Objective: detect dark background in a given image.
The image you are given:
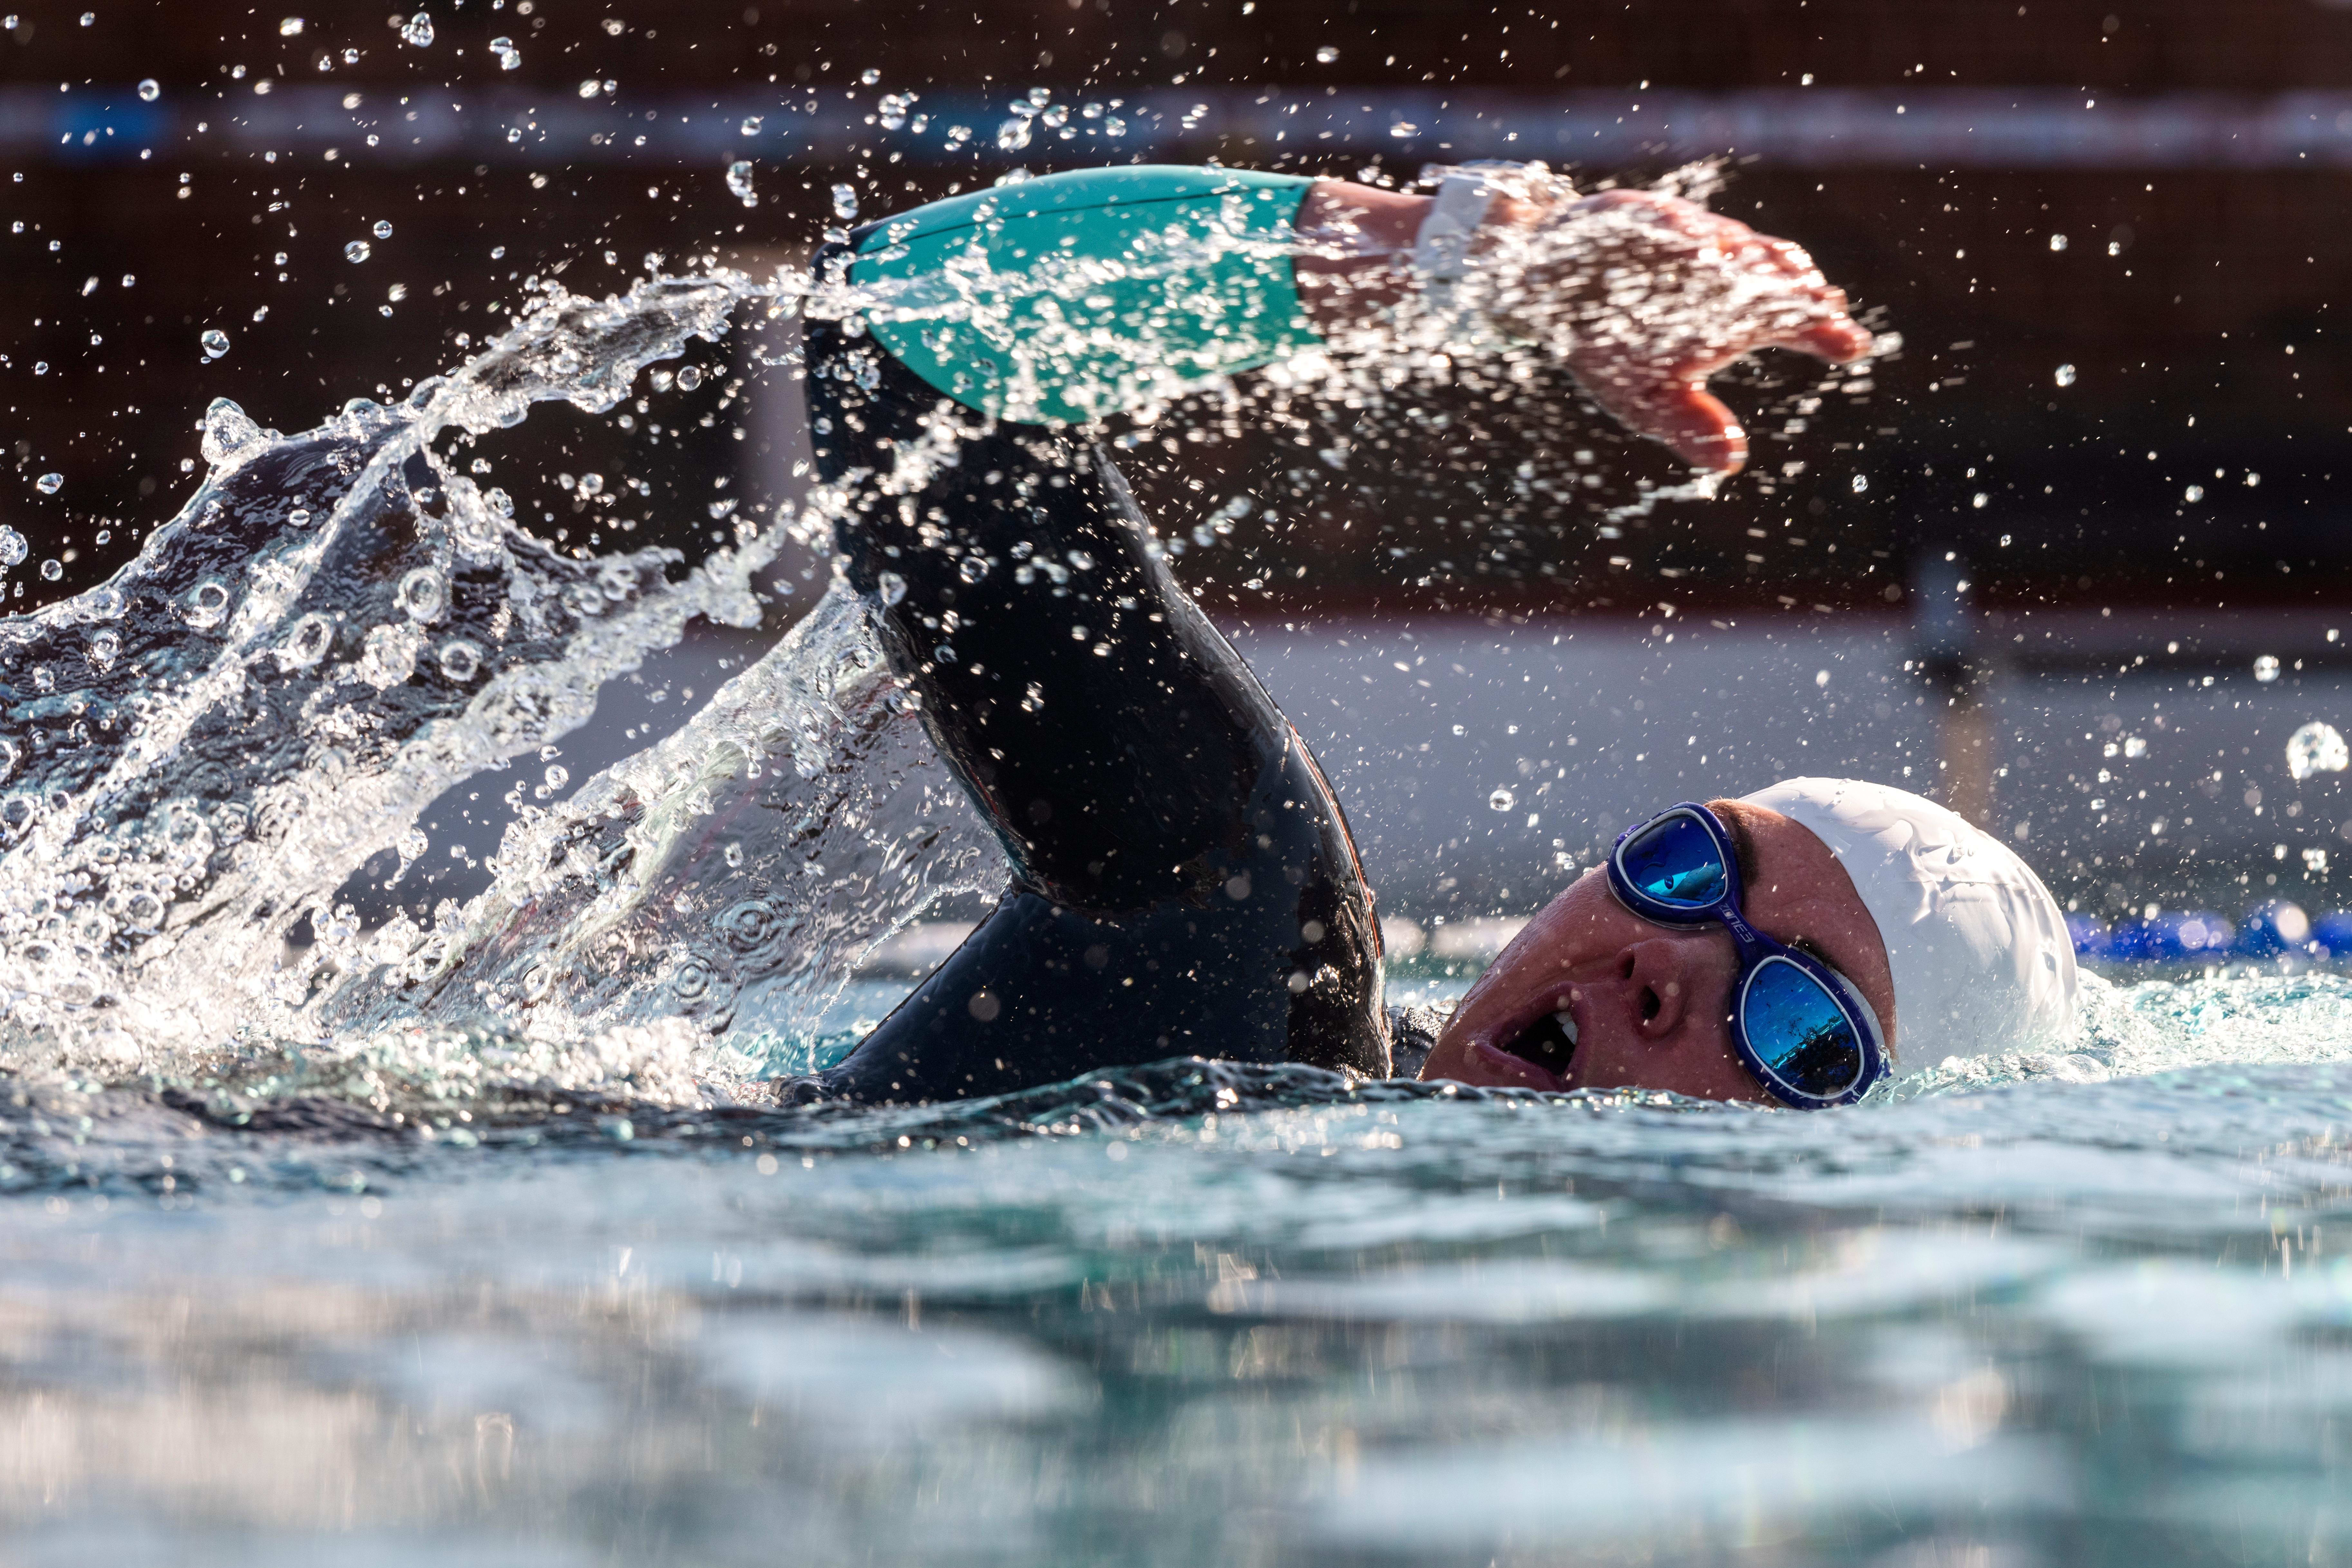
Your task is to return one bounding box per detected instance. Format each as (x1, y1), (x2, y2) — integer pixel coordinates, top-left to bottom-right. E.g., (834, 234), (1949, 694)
(2, 0), (2349, 618)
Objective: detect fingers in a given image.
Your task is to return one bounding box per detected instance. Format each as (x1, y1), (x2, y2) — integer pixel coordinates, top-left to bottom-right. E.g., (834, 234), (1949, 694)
(1583, 371), (1750, 475)
(1766, 310), (1876, 366)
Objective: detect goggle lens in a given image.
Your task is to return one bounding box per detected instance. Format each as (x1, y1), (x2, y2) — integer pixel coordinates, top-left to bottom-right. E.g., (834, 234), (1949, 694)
(1742, 957), (1867, 1100)
(1617, 811), (1730, 910)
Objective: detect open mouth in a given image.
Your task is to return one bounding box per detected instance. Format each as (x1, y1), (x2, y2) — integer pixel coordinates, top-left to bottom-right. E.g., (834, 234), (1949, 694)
(1498, 1005), (1579, 1080)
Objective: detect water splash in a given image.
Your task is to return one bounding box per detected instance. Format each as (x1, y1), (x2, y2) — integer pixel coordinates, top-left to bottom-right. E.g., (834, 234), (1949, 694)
(0, 176), (1902, 1114)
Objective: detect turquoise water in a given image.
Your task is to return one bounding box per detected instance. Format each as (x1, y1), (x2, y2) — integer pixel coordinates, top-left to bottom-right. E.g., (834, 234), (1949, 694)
(4, 970), (2352, 1564)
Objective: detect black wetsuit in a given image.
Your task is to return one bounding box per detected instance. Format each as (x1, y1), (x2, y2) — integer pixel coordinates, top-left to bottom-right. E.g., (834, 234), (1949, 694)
(803, 315), (1394, 1102)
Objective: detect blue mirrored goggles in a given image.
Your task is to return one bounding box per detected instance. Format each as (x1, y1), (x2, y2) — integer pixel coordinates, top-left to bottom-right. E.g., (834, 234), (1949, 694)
(1606, 803), (1889, 1109)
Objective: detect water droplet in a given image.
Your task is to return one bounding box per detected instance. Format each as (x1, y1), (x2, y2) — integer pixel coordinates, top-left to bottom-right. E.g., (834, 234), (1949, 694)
(2049, 233), (2068, 252)
(2288, 720), (2349, 781)
(543, 764), (569, 792)
(1972, 492), (1989, 508)
(279, 15), (303, 35)
(2054, 363), (2077, 387)
(399, 10), (433, 46)
(77, 10), (91, 23)
(136, 78), (159, 101)
(675, 365), (702, 392)
(877, 570), (907, 606)
(38, 560), (60, 582)
(436, 638), (482, 681)
(739, 115), (762, 136)
(199, 328), (229, 359)
(1389, 121), (1419, 139)
(2255, 654), (2282, 683)
(184, 578), (231, 628)
(398, 566), (446, 622)
(831, 183), (859, 220)
(287, 508), (311, 527)
(87, 629), (118, 671)
(2185, 483), (2205, 502)
(725, 160), (756, 206)
(34, 472), (61, 494)
(945, 124), (972, 145)
(1488, 788), (1515, 812)
(859, 67), (881, 85)
(345, 240), (371, 263)
(958, 555), (989, 584)
(0, 527), (26, 566)
(488, 34), (519, 68)
(877, 93), (912, 129)
(1315, 44), (1339, 62)
(278, 612), (333, 669)
(372, 219), (392, 240)
(996, 118), (1033, 151)
(396, 827), (428, 862)
(1850, 474), (1869, 494)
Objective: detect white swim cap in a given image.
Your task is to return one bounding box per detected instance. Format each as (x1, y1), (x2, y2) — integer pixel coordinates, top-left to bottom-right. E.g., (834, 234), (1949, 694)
(1740, 777), (2077, 1072)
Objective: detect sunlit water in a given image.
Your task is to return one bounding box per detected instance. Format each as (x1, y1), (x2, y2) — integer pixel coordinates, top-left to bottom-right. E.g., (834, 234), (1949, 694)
(2, 224), (2348, 1564)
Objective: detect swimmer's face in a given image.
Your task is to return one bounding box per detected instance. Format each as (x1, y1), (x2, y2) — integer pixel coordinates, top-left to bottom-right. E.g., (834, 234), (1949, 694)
(1418, 800), (1897, 1102)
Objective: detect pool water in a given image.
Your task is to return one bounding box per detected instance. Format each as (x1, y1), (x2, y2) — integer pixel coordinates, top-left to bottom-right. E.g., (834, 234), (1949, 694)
(3, 969), (2352, 1566)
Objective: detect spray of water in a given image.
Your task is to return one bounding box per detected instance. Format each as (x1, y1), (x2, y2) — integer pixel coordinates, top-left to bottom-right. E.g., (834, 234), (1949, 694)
(0, 172), (1884, 1115)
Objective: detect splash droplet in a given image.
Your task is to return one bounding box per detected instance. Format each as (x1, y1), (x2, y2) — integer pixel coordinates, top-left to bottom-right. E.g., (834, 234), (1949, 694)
(199, 328), (229, 360)
(2255, 655), (2282, 683)
(2049, 233), (2068, 252)
(0, 527), (26, 566)
(279, 15), (303, 35)
(345, 240), (371, 263)
(1488, 788), (1515, 812)
(1315, 44), (1339, 62)
(372, 219), (392, 240)
(488, 35), (518, 69)
(674, 365), (702, 392)
(437, 639), (482, 682)
(398, 566), (447, 622)
(136, 78), (159, 101)
(38, 559), (61, 582)
(830, 183), (859, 220)
(184, 578), (231, 628)
(739, 115), (762, 136)
(2054, 363), (2077, 387)
(725, 160), (756, 207)
(996, 118), (1032, 152)
(2289, 721), (2349, 781)
(35, 472), (62, 495)
(399, 10), (433, 46)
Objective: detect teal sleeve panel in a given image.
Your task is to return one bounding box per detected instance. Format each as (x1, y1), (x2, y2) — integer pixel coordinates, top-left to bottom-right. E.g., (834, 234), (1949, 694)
(849, 166), (1318, 428)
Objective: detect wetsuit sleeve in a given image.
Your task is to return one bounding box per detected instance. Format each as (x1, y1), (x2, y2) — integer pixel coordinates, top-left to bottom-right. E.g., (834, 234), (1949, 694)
(848, 166), (1318, 427)
(800, 167), (1390, 1102)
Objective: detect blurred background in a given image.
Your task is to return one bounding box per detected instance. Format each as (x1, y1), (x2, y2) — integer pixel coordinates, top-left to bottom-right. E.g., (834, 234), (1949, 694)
(6, 0), (2352, 944)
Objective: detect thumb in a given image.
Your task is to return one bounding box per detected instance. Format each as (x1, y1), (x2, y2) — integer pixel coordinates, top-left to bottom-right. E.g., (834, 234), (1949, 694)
(1584, 372), (1749, 474)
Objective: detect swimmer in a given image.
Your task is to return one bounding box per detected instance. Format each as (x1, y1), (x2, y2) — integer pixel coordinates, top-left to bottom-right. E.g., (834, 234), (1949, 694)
(797, 164), (2077, 1107)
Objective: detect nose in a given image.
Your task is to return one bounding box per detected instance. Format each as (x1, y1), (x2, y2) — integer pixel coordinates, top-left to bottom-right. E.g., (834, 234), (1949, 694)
(1615, 935), (1720, 1041)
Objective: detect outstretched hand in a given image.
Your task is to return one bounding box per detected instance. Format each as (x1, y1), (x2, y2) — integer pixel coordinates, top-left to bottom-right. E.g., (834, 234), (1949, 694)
(1482, 188), (1875, 473)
